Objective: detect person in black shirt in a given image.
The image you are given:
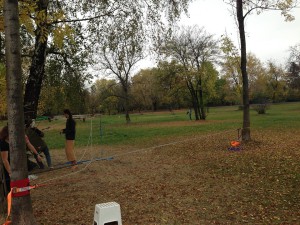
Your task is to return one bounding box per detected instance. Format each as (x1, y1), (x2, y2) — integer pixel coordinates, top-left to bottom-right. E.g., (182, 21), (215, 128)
(0, 125), (42, 194)
(61, 109), (77, 166)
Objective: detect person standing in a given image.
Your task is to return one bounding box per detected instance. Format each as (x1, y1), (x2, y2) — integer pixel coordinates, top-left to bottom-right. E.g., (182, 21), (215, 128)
(61, 109), (77, 166)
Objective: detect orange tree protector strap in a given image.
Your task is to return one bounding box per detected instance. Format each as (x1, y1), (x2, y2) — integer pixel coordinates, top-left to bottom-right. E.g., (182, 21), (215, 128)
(10, 178), (30, 197)
(3, 191), (12, 225)
(3, 181), (45, 225)
(3, 184), (45, 225)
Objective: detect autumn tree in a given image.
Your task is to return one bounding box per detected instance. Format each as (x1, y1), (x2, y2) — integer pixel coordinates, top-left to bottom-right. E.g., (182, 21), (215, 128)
(95, 13), (145, 123)
(3, 0), (36, 223)
(162, 25), (219, 120)
(225, 0), (298, 141)
(0, 0), (110, 119)
(89, 79), (120, 115)
(22, 0), (94, 119)
(265, 61), (287, 102)
(156, 61), (188, 110)
(247, 53), (268, 103)
(220, 35), (242, 104)
(131, 64), (187, 112)
(88, 84), (100, 115)
(23, 0), (56, 120)
(37, 51), (91, 116)
(285, 43), (300, 100)
(37, 58), (65, 116)
(1, 0), (194, 121)
(211, 77), (234, 105)
(131, 69), (163, 111)
(76, 0), (193, 122)
(287, 43), (300, 92)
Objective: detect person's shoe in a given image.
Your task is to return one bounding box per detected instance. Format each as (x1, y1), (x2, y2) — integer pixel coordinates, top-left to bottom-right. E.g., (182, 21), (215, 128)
(28, 174), (38, 181)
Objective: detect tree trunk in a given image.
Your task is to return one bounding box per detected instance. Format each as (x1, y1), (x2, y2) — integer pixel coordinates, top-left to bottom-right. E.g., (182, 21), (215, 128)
(198, 88), (206, 120)
(236, 0), (251, 141)
(192, 101), (199, 120)
(124, 100), (130, 123)
(23, 0), (48, 120)
(123, 86), (131, 123)
(4, 0), (37, 223)
(186, 80), (200, 120)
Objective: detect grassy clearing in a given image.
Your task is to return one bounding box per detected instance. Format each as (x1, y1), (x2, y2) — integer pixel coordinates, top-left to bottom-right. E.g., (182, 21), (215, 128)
(36, 102), (300, 149)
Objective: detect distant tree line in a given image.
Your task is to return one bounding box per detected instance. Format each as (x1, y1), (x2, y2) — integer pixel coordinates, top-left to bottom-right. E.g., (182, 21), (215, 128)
(0, 40), (299, 120)
(0, 0), (299, 123)
(86, 43), (300, 118)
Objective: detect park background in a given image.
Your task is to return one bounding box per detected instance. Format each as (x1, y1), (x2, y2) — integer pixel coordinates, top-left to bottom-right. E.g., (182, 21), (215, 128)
(1, 0), (300, 224)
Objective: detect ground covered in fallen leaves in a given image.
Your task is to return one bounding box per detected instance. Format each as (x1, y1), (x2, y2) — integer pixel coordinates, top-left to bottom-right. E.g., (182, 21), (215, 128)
(3, 126), (300, 224)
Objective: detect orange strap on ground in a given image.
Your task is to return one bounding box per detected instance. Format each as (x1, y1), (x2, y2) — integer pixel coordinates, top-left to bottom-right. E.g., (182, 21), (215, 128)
(230, 141), (240, 147)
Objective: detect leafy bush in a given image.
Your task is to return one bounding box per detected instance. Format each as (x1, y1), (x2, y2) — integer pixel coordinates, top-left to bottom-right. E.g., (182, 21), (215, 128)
(252, 104), (269, 114)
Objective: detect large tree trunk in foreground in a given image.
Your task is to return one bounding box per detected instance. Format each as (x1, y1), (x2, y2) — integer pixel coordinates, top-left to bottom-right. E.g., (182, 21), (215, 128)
(236, 0), (251, 141)
(4, 0), (37, 223)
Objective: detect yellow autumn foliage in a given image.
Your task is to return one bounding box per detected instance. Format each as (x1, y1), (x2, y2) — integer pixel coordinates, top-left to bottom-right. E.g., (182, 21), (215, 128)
(0, 0), (74, 48)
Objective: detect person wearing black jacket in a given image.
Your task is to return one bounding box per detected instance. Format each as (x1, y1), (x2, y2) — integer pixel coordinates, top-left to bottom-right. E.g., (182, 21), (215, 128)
(25, 120), (53, 168)
(61, 109), (77, 166)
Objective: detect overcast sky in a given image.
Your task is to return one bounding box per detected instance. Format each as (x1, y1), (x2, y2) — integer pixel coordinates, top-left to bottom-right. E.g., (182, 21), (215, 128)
(137, 0), (300, 70)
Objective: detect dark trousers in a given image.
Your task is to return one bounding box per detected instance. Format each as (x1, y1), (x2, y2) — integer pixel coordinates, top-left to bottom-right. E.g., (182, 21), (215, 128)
(28, 157), (40, 170)
(39, 146), (52, 167)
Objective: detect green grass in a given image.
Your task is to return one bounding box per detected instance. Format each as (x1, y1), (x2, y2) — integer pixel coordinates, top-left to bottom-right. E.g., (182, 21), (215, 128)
(39, 102), (300, 149)
(1, 102), (299, 149)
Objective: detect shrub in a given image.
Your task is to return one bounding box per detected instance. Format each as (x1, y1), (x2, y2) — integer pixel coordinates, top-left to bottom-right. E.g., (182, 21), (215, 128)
(252, 104), (269, 114)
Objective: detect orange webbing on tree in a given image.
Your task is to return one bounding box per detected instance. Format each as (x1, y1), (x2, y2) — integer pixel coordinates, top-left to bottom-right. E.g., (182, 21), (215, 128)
(3, 191), (11, 225)
(2, 178), (44, 225)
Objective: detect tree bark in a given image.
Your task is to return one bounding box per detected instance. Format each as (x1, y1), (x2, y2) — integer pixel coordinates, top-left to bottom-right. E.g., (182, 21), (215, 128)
(198, 88), (206, 120)
(23, 0), (49, 120)
(236, 0), (251, 141)
(197, 78), (206, 120)
(122, 83), (131, 123)
(124, 96), (131, 123)
(4, 0), (37, 223)
(186, 80), (200, 120)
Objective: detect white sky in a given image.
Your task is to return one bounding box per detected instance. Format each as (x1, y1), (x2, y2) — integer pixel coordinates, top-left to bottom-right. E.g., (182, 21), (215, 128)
(136, 0), (300, 70)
